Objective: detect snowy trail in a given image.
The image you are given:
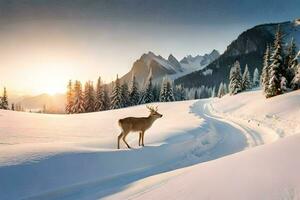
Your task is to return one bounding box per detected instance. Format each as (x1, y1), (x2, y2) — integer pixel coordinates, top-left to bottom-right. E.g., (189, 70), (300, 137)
(35, 100), (269, 200)
(105, 101), (278, 200)
(0, 99), (276, 200)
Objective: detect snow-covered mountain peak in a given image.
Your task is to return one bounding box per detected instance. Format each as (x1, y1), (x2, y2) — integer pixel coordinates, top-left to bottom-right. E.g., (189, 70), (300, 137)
(180, 49), (220, 72)
(119, 50), (219, 88)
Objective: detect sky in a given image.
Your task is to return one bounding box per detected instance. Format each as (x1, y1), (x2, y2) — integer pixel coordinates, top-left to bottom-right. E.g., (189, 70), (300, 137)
(0, 0), (299, 96)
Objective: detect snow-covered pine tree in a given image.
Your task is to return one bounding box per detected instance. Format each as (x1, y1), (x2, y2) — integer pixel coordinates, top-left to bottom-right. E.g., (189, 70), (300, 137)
(152, 84), (160, 102)
(175, 84), (186, 101)
(267, 26), (284, 98)
(129, 76), (140, 106)
(165, 81), (175, 101)
(285, 38), (297, 86)
(1, 87), (9, 110)
(159, 78), (167, 101)
(72, 80), (85, 113)
(242, 64), (251, 90)
(83, 81), (95, 112)
(194, 90), (199, 99)
(103, 85), (111, 110)
(65, 80), (74, 114)
(94, 77), (107, 111)
(142, 77), (154, 103)
(261, 45), (271, 94)
(121, 82), (130, 107)
(211, 86), (216, 98)
(280, 76), (288, 92)
(252, 68), (260, 87)
(110, 75), (123, 109)
(223, 83), (228, 94)
(229, 60), (243, 95)
(291, 63), (300, 89)
(217, 82), (225, 98)
(160, 78), (175, 102)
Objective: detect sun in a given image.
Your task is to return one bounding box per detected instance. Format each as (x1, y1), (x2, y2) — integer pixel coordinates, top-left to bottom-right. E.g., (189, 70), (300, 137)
(29, 62), (71, 95)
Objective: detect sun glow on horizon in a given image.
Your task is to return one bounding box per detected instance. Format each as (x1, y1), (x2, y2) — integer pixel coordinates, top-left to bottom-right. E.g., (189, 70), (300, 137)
(19, 62), (75, 96)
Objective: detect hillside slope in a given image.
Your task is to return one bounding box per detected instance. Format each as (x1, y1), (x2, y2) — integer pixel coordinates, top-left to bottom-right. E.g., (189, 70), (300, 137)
(175, 19), (300, 88)
(0, 90), (299, 199)
(108, 90), (300, 200)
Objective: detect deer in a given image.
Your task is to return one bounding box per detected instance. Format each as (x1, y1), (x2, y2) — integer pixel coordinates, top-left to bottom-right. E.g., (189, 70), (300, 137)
(117, 105), (163, 149)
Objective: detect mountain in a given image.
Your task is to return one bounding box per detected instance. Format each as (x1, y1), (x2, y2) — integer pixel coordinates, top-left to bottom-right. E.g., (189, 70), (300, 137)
(175, 19), (300, 88)
(119, 51), (178, 86)
(180, 49), (220, 71)
(119, 50), (219, 88)
(15, 93), (65, 112)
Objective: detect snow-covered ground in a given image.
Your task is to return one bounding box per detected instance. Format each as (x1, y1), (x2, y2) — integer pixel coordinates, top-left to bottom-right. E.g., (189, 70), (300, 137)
(1, 89), (300, 199)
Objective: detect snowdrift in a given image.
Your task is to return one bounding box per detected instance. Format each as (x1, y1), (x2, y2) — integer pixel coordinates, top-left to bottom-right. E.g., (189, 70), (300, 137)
(116, 89), (300, 200)
(1, 89), (300, 200)
(0, 100), (213, 199)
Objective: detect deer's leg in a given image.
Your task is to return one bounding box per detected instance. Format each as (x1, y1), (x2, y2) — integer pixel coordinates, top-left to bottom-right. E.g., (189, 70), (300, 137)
(142, 131), (145, 147)
(138, 132), (142, 146)
(122, 132), (131, 149)
(117, 132), (123, 149)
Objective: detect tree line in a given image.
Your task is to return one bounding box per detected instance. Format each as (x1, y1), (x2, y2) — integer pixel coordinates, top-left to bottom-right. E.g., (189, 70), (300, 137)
(0, 87), (25, 111)
(261, 25), (299, 98)
(65, 76), (186, 114)
(227, 61), (260, 95)
(225, 25), (299, 98)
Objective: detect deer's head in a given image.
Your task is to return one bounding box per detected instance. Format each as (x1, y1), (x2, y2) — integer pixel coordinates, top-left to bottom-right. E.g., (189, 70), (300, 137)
(146, 105), (163, 119)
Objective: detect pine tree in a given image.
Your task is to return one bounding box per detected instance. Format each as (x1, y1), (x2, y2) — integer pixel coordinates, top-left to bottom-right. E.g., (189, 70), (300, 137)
(121, 82), (130, 107)
(102, 85), (110, 110)
(223, 83), (228, 94)
(73, 80), (85, 113)
(160, 78), (175, 102)
(229, 61), (243, 95)
(252, 68), (260, 87)
(65, 80), (74, 114)
(1, 87), (8, 110)
(267, 26), (284, 98)
(152, 84), (161, 102)
(94, 77), (106, 111)
(194, 90), (199, 99)
(83, 81), (95, 112)
(291, 64), (300, 89)
(110, 75), (123, 109)
(141, 77), (154, 103)
(284, 38), (297, 86)
(217, 82), (225, 98)
(261, 45), (271, 94)
(129, 76), (140, 106)
(211, 86), (216, 98)
(166, 81), (175, 101)
(242, 64), (251, 90)
(175, 84), (186, 101)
